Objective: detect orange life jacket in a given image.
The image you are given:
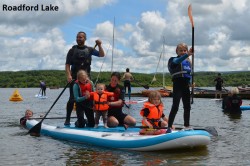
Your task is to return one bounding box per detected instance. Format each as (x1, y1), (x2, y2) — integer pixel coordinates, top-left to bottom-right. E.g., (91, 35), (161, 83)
(140, 101), (164, 127)
(90, 91), (114, 111)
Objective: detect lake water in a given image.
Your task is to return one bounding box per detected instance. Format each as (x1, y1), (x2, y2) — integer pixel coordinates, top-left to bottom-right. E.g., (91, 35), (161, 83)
(1, 88), (250, 166)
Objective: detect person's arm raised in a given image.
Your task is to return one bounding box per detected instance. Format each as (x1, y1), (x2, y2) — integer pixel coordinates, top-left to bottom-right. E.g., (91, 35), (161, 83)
(95, 39), (105, 57)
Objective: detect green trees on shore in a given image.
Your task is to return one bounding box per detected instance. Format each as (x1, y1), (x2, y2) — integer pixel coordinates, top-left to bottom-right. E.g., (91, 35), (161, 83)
(0, 70), (249, 88)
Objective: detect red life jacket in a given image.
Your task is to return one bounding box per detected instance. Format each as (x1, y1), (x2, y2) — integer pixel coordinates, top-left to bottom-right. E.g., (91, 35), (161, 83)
(107, 86), (123, 108)
(75, 80), (92, 96)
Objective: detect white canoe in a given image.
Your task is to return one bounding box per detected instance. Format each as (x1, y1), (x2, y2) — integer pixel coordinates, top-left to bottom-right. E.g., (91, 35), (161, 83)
(26, 120), (211, 151)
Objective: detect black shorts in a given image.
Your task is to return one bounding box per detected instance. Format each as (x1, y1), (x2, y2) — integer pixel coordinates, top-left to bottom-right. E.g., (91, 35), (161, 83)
(216, 85), (222, 91)
(108, 109), (127, 126)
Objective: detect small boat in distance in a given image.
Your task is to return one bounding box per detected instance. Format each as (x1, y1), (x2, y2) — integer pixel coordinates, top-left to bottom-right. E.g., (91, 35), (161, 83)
(141, 38), (172, 98)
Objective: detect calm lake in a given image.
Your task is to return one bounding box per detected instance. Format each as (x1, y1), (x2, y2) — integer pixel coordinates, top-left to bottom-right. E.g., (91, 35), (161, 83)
(1, 88), (250, 166)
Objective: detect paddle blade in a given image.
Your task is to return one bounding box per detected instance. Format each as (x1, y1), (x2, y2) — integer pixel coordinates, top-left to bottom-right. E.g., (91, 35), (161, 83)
(174, 126), (218, 137)
(204, 127), (218, 137)
(28, 121), (42, 137)
(188, 4), (194, 27)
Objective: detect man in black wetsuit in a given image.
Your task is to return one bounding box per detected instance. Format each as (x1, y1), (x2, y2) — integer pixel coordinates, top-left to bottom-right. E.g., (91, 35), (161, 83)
(64, 31), (105, 125)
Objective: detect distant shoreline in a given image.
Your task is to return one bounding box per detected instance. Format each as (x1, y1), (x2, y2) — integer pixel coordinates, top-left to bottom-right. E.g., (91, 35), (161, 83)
(0, 70), (249, 88)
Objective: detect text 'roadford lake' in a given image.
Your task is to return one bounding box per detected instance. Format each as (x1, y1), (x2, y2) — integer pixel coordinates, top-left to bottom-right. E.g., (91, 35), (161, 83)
(2, 4), (59, 11)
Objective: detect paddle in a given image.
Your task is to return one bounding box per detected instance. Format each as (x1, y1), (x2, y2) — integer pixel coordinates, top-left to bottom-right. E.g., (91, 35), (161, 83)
(124, 102), (130, 109)
(124, 125), (218, 137)
(133, 79), (149, 89)
(38, 88), (41, 96)
(28, 80), (73, 136)
(124, 98), (148, 105)
(188, 4), (195, 104)
(123, 98), (148, 109)
(222, 86), (228, 92)
(31, 117), (77, 120)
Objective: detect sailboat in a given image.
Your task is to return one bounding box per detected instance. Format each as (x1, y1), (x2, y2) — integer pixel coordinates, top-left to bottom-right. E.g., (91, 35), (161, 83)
(141, 38), (171, 97)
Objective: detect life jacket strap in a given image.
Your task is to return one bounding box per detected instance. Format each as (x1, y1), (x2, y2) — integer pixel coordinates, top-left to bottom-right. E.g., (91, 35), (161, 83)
(147, 118), (160, 122)
(171, 71), (188, 77)
(95, 101), (108, 105)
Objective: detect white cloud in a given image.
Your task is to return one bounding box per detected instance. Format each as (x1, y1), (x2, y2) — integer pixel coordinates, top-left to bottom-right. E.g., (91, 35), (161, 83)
(0, 0), (249, 73)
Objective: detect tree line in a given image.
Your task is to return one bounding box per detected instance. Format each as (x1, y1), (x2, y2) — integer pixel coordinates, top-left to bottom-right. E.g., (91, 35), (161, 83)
(0, 70), (249, 88)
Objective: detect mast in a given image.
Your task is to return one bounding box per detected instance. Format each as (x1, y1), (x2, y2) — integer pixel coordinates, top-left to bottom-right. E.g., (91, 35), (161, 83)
(162, 36), (166, 88)
(111, 17), (115, 72)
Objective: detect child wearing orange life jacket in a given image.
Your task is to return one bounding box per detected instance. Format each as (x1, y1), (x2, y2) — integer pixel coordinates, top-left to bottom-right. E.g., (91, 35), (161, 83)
(90, 83), (114, 128)
(139, 91), (172, 135)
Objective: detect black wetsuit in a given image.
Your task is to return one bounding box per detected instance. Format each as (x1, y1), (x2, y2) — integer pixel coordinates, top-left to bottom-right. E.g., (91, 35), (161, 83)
(65, 45), (98, 124)
(106, 84), (127, 126)
(168, 54), (192, 128)
(224, 95), (242, 114)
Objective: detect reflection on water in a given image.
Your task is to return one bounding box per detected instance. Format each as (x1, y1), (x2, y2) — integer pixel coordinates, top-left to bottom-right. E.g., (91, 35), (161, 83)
(1, 88), (250, 165)
(223, 112), (242, 121)
(65, 146), (126, 165)
(63, 143), (209, 165)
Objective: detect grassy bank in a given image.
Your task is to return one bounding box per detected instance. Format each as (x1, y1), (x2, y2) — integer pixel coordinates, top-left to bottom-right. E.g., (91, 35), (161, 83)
(0, 70), (249, 88)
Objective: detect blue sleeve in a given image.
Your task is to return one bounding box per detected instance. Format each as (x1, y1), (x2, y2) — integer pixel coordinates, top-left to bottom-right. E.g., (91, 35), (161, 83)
(73, 84), (86, 102)
(172, 54), (189, 64)
(92, 49), (100, 57)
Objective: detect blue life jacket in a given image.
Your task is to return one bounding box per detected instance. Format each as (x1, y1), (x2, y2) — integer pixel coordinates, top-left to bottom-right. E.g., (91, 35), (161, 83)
(168, 56), (192, 80)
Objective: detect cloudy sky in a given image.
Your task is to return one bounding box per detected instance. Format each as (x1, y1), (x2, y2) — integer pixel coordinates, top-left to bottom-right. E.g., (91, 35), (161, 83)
(0, 0), (249, 74)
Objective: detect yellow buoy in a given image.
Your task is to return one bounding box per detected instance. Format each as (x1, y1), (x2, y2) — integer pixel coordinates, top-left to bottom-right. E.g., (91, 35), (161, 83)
(9, 89), (23, 102)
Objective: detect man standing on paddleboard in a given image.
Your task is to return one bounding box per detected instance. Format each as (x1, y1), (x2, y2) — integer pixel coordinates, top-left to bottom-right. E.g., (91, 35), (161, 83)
(64, 31), (105, 125)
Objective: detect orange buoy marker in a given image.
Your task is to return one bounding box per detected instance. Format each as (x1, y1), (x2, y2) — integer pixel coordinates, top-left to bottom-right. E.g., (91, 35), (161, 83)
(9, 89), (23, 102)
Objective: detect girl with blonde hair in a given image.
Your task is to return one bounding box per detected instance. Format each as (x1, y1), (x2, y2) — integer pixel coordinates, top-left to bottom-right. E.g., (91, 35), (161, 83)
(139, 91), (172, 135)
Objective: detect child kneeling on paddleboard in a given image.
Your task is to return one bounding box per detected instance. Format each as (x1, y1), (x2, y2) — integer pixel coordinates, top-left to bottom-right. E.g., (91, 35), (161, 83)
(139, 91), (174, 135)
(73, 70), (95, 128)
